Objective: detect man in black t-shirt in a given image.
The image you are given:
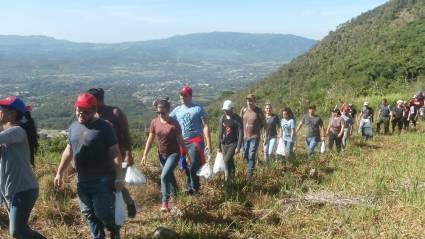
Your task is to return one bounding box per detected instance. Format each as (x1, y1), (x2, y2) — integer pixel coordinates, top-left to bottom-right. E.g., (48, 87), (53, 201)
(55, 93), (123, 239)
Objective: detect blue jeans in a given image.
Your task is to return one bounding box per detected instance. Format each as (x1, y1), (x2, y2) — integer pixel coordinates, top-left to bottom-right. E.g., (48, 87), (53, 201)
(306, 137), (319, 158)
(6, 188), (46, 239)
(159, 153), (178, 202)
(185, 142), (202, 192)
(263, 137), (277, 162)
(284, 140), (295, 157)
(77, 178), (120, 239)
(243, 137), (259, 180)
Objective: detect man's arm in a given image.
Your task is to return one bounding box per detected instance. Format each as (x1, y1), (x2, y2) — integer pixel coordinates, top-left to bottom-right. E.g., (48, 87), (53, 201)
(109, 144), (124, 191)
(295, 121), (303, 134)
(216, 116), (223, 152)
(202, 117), (212, 152)
(54, 144), (73, 187)
(114, 108), (133, 165)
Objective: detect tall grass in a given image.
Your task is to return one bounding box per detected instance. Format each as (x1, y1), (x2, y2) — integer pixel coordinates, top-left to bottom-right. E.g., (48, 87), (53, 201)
(0, 122), (424, 238)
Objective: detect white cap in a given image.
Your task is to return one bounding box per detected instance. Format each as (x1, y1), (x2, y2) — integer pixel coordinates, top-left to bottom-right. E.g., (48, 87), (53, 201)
(364, 101), (369, 106)
(397, 100), (403, 104)
(222, 100), (234, 110)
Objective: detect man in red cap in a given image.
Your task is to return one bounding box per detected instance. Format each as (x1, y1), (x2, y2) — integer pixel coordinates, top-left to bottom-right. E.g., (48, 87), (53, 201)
(87, 88), (136, 218)
(170, 85), (211, 194)
(55, 93), (123, 239)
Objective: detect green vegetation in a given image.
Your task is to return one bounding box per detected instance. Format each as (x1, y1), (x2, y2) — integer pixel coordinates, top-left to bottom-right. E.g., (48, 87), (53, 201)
(209, 0), (425, 118)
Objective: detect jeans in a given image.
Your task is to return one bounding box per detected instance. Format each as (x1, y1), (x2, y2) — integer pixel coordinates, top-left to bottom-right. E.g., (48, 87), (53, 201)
(283, 140), (294, 158)
(342, 129), (349, 148)
(243, 137), (259, 180)
(263, 137), (277, 162)
(185, 142), (202, 192)
(77, 178), (120, 239)
(222, 142), (237, 181)
(328, 131), (342, 152)
(158, 153), (178, 202)
(306, 137), (319, 158)
(120, 167), (135, 207)
(6, 188), (46, 239)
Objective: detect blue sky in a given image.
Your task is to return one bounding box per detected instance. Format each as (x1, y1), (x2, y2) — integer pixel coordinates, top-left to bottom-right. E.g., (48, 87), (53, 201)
(0, 0), (388, 43)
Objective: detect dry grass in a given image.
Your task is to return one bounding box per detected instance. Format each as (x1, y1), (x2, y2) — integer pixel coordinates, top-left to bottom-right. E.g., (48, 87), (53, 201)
(0, 122), (425, 238)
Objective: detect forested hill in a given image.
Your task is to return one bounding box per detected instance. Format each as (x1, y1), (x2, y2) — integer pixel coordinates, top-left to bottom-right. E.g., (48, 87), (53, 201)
(0, 32), (316, 129)
(210, 0), (425, 117)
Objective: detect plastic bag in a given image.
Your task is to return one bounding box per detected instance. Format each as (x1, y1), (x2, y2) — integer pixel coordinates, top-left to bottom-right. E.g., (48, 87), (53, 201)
(320, 141), (326, 154)
(115, 191), (126, 225)
(213, 152), (225, 174)
(276, 137), (286, 156)
(196, 163), (212, 179)
(125, 166), (146, 185)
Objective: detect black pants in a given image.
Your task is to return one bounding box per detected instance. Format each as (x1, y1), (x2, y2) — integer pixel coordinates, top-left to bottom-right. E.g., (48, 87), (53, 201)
(222, 142), (237, 181)
(392, 119), (403, 133)
(328, 131), (342, 152)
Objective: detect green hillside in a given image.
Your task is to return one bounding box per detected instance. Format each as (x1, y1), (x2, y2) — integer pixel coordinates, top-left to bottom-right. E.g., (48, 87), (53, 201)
(209, 0), (425, 117)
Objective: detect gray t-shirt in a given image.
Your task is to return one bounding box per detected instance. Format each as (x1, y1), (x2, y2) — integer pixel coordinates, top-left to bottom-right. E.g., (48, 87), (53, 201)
(68, 119), (118, 182)
(302, 115), (323, 140)
(265, 114), (280, 139)
(0, 126), (38, 199)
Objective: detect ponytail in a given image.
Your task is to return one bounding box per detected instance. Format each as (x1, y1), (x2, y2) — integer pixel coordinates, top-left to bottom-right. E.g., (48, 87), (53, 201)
(18, 111), (39, 166)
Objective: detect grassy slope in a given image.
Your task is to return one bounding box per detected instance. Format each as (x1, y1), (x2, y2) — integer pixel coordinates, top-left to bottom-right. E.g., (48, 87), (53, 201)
(1, 121), (424, 238)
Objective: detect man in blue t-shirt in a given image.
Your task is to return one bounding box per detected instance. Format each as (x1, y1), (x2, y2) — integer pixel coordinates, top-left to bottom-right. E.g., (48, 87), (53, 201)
(55, 93), (123, 239)
(170, 86), (211, 193)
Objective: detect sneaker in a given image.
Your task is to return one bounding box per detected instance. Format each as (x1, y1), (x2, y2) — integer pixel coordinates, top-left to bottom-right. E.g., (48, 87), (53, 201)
(127, 202), (137, 218)
(160, 201), (169, 212)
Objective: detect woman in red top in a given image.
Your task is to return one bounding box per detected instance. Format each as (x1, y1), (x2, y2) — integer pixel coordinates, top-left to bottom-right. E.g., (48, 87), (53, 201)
(141, 98), (189, 211)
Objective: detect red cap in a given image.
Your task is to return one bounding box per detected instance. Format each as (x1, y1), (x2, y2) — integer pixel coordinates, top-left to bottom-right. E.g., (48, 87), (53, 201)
(179, 85), (192, 96)
(0, 96), (31, 114)
(74, 93), (97, 109)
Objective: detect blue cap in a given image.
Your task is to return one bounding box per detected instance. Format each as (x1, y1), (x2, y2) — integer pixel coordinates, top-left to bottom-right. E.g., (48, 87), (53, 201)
(0, 96), (30, 114)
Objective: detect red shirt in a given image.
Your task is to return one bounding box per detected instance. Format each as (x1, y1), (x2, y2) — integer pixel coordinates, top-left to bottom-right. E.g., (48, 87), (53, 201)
(149, 117), (182, 155)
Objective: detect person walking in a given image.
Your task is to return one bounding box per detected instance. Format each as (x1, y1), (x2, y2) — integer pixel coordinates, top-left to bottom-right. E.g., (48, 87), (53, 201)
(141, 98), (189, 211)
(87, 88), (137, 218)
(376, 99), (391, 134)
(341, 107), (353, 148)
(359, 106), (373, 140)
(296, 105), (325, 159)
(280, 107), (296, 159)
(217, 100), (243, 182)
(263, 103), (280, 163)
(0, 96), (46, 239)
(170, 86), (212, 194)
(240, 94), (265, 182)
(55, 93), (123, 239)
(391, 100), (405, 134)
(326, 109), (344, 152)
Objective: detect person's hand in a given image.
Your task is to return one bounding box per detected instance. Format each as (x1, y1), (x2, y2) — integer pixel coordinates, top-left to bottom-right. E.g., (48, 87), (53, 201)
(140, 155), (147, 166)
(186, 154), (192, 166)
(321, 136), (325, 141)
(114, 180), (124, 191)
(235, 147), (240, 154)
(124, 154), (134, 166)
(338, 133), (343, 138)
(54, 173), (63, 188)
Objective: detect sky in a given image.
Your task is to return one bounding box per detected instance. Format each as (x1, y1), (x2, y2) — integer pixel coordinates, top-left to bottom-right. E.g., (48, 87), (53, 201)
(0, 0), (388, 43)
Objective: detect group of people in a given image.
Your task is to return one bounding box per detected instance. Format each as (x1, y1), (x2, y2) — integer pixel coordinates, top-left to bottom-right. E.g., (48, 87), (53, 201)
(0, 85), (424, 239)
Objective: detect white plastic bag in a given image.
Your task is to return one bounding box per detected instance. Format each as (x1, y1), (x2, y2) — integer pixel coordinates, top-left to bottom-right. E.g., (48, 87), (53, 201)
(125, 166), (146, 185)
(213, 152), (225, 174)
(276, 137), (286, 156)
(196, 163), (212, 179)
(320, 141), (326, 154)
(115, 191), (126, 225)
